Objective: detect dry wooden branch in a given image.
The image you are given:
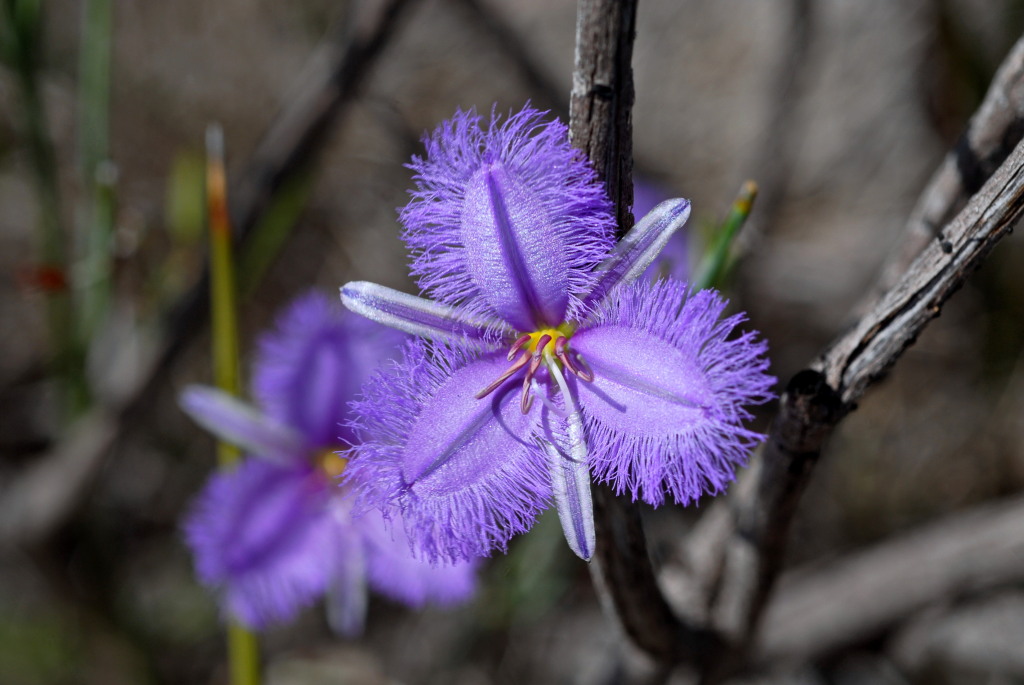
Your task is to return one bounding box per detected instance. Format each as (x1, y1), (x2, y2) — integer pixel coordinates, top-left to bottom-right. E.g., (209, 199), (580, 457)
(569, 0), (637, 236)
(229, 0), (418, 238)
(163, 0), (418, 363)
(865, 33), (1024, 309)
(756, 494), (1024, 664)
(567, 0), (721, 671)
(816, 133), (1024, 401)
(889, 591), (1024, 677)
(705, 122), (1024, 678)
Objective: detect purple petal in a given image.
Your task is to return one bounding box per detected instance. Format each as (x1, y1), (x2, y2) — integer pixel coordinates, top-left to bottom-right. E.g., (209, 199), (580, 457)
(580, 198), (691, 314)
(571, 279), (775, 506)
(539, 388), (594, 561)
(347, 340), (551, 563)
(183, 459), (338, 629)
(360, 507), (478, 607)
(401, 107), (616, 330)
(252, 290), (406, 447)
(341, 281), (512, 347)
(325, 526), (368, 637)
(461, 162), (571, 328)
(179, 385), (305, 465)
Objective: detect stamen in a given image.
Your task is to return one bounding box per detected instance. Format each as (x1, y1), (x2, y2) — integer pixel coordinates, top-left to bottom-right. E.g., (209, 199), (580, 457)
(558, 349), (594, 382)
(475, 351), (529, 399)
(534, 334), (552, 357)
(507, 333), (531, 361)
(476, 329), (589, 410)
(521, 353), (544, 413)
(553, 335), (568, 356)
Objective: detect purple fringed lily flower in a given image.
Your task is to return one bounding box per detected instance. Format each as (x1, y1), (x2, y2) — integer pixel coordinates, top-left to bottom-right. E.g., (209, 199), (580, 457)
(181, 292), (477, 633)
(341, 107), (774, 563)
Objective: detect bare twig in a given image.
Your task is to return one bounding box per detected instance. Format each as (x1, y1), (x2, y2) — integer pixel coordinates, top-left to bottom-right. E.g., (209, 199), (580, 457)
(568, 0), (678, 667)
(710, 370), (842, 643)
(569, 0), (637, 236)
(816, 133), (1024, 401)
(567, 2), (726, 674)
(864, 32), (1024, 309)
(889, 591), (1024, 677)
(230, 0), (417, 239)
(0, 331), (162, 546)
(756, 494), (1024, 664)
(162, 0), (418, 366)
(705, 127), (1024, 676)
(0, 412), (118, 546)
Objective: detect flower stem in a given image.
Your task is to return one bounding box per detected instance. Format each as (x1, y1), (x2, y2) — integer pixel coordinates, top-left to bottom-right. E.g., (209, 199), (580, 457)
(206, 124), (260, 685)
(206, 126), (242, 439)
(227, 623), (261, 685)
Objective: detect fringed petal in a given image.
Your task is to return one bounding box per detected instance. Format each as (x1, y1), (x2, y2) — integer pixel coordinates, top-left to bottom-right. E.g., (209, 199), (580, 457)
(360, 508), (479, 607)
(347, 340), (551, 564)
(252, 291), (404, 447)
(183, 460), (338, 629)
(572, 279), (775, 506)
(579, 198), (691, 314)
(401, 107), (616, 329)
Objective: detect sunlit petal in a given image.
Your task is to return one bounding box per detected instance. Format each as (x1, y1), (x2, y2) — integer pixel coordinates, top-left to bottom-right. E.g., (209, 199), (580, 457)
(580, 198), (691, 313)
(341, 281), (511, 347)
(401, 108), (616, 329)
(573, 280), (774, 506)
(348, 341), (551, 563)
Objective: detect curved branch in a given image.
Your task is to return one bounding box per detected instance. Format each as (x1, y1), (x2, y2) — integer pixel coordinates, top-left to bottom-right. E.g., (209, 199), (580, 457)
(706, 127), (1024, 678)
(865, 33), (1024, 308)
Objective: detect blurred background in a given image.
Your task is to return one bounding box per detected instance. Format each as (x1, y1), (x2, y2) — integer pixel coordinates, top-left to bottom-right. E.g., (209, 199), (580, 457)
(2, 0), (1024, 683)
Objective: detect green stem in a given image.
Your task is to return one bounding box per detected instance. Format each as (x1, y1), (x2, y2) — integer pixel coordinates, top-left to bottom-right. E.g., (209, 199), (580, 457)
(205, 125), (260, 685)
(228, 624), (260, 685)
(692, 180), (758, 292)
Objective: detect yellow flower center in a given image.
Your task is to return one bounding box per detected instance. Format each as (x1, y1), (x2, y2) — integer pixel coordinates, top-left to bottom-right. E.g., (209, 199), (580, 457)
(475, 323), (592, 414)
(316, 449), (349, 480)
(525, 325), (573, 356)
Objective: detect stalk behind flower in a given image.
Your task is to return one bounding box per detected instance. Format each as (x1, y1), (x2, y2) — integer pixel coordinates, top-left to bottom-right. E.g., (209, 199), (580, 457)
(206, 124), (260, 685)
